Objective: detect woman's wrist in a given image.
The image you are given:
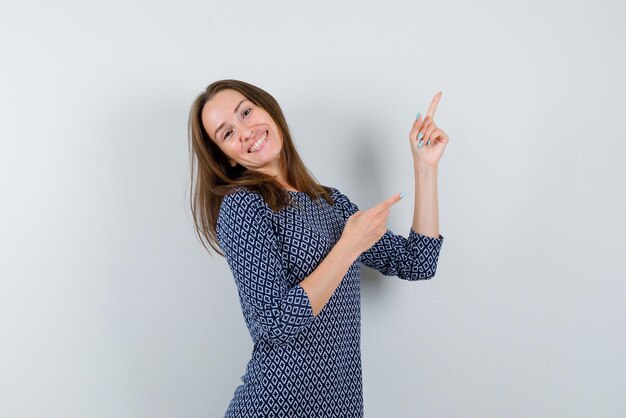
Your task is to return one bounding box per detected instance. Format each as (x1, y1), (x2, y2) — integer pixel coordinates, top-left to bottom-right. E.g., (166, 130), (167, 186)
(335, 237), (361, 264)
(413, 160), (438, 174)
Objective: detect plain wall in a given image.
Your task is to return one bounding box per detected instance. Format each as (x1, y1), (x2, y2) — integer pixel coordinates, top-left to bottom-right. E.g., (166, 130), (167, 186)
(1, 0), (625, 417)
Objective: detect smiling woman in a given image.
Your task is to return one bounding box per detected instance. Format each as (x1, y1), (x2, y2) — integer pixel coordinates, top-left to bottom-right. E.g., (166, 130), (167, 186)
(187, 79), (331, 234)
(201, 89), (285, 181)
(187, 79), (446, 417)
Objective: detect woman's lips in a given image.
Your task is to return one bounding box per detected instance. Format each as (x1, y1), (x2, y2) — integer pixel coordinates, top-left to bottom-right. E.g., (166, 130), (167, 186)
(248, 130), (268, 153)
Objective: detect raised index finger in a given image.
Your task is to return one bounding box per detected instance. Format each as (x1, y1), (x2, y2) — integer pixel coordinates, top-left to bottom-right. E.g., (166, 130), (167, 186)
(426, 91), (443, 119)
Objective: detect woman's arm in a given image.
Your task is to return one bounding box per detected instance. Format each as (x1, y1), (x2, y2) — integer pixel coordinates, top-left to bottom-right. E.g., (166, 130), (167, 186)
(409, 91), (449, 239)
(303, 92), (451, 309)
(302, 192), (403, 315)
(411, 163), (439, 239)
(299, 239), (360, 317)
(332, 186), (443, 281)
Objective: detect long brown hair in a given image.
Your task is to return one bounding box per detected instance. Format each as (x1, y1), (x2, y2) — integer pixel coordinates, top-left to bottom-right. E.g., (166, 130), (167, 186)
(188, 79), (333, 256)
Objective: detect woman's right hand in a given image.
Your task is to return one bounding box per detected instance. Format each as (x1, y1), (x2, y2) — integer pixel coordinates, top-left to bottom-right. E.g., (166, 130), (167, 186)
(339, 192), (404, 258)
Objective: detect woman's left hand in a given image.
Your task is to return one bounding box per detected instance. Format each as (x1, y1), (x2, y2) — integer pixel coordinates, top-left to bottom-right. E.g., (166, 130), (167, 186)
(409, 91), (449, 167)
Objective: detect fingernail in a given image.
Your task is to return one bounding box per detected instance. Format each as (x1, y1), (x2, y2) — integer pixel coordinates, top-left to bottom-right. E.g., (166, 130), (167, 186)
(418, 139), (423, 148)
(426, 139), (430, 146)
(415, 111), (421, 121)
(417, 132), (423, 141)
(400, 192), (406, 199)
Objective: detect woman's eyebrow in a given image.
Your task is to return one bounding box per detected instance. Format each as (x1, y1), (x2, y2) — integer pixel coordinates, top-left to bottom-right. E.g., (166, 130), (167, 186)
(214, 99), (247, 139)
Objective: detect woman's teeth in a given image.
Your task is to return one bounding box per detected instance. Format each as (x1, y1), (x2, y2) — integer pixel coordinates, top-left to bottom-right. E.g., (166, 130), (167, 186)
(249, 131), (267, 153)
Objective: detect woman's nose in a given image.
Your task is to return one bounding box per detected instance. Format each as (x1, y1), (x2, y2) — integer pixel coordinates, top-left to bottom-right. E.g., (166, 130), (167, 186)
(241, 129), (254, 141)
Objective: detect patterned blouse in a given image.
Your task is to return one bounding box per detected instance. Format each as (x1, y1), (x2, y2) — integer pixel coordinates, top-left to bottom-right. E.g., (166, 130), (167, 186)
(216, 186), (444, 417)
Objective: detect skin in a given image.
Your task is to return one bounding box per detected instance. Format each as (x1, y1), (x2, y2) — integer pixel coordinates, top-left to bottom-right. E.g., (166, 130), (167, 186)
(204, 88), (448, 316)
(201, 89), (297, 191)
(409, 91), (449, 239)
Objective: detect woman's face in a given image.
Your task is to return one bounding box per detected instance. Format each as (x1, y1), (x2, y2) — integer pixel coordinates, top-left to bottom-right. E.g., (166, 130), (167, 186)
(201, 89), (284, 177)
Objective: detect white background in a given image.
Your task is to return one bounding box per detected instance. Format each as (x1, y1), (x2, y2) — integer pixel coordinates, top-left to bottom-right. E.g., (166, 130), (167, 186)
(1, 0), (625, 417)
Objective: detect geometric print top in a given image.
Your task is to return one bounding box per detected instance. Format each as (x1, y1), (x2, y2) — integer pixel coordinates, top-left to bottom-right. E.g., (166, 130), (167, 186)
(216, 185), (444, 418)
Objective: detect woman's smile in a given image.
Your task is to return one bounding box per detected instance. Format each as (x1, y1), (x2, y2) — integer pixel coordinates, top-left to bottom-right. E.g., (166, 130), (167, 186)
(248, 130), (268, 153)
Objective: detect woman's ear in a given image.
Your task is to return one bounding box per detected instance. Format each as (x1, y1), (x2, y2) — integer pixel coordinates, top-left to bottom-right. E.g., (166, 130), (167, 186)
(229, 159), (237, 167)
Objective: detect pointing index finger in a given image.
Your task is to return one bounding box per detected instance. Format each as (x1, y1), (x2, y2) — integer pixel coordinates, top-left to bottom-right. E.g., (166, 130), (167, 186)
(373, 192), (403, 212)
(426, 91), (443, 119)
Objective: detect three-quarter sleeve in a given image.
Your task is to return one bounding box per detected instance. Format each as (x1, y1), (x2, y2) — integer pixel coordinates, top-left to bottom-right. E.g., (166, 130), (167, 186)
(331, 187), (444, 280)
(217, 189), (315, 346)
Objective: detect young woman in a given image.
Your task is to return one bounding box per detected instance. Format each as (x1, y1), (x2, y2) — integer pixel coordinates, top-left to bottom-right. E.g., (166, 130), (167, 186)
(188, 79), (447, 417)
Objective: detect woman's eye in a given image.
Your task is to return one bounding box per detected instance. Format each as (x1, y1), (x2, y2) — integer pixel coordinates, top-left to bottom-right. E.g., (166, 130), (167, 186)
(222, 108), (251, 140)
